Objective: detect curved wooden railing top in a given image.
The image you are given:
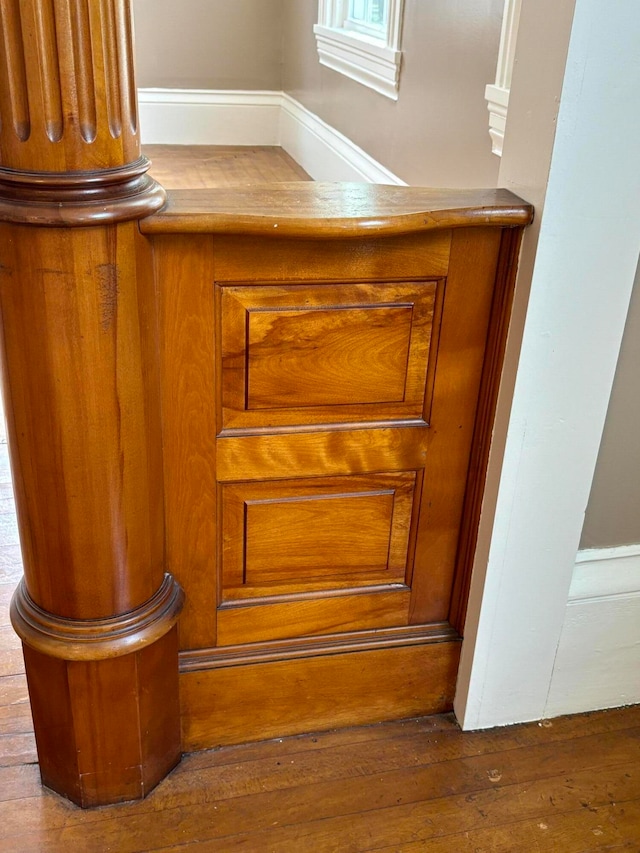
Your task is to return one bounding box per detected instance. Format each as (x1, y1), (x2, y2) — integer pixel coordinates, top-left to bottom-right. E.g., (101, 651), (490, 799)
(140, 183), (533, 238)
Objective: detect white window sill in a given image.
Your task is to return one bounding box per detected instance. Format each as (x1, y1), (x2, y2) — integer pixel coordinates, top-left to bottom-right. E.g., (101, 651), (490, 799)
(313, 24), (401, 100)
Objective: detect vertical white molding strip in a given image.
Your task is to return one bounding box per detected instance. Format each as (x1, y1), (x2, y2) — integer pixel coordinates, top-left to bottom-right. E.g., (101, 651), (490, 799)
(456, 0), (640, 729)
(485, 0), (522, 155)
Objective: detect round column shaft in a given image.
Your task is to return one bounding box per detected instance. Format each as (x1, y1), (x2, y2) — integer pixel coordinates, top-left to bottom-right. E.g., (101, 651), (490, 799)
(0, 0), (183, 807)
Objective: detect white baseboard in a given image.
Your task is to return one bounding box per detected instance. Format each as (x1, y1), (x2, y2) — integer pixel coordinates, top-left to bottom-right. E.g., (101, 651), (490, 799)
(138, 88), (404, 185)
(544, 544), (640, 718)
(279, 94), (405, 184)
(138, 89), (282, 146)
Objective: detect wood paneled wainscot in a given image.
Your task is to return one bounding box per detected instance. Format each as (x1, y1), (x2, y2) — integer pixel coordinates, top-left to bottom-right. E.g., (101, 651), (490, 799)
(141, 184), (532, 751)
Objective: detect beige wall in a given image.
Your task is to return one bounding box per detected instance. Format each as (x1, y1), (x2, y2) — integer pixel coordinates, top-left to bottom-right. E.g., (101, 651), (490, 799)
(581, 261), (640, 548)
(282, 0), (502, 187)
(133, 0), (282, 90)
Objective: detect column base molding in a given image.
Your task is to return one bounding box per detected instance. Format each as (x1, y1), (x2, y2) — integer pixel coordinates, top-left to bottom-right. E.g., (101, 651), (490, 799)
(12, 576), (184, 808)
(11, 572), (184, 661)
(0, 157), (166, 226)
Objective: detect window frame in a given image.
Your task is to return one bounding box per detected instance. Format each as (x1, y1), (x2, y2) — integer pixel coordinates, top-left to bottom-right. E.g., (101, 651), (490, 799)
(314, 0), (405, 100)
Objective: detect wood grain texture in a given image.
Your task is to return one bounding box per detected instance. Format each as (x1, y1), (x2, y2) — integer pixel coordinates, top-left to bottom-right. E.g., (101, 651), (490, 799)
(0, 0), (139, 171)
(10, 573), (183, 661)
(1, 706), (639, 850)
(217, 426), (429, 482)
(0, 223), (164, 619)
(409, 227), (503, 624)
(216, 590), (411, 647)
(181, 641), (460, 750)
(153, 209), (530, 755)
(221, 473), (415, 595)
(247, 304), (413, 407)
(449, 227), (525, 634)
(144, 145), (311, 188)
(140, 184), (533, 237)
(153, 235), (218, 651)
(219, 280), (436, 430)
(0, 0), (165, 226)
(212, 231), (451, 282)
(23, 628), (181, 808)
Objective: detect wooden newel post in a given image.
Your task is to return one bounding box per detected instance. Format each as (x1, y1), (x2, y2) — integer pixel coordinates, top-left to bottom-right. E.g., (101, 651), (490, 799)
(0, 1), (184, 806)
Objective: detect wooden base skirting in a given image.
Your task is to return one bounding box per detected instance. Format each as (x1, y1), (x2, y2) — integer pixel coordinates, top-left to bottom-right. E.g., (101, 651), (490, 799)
(179, 640), (461, 751)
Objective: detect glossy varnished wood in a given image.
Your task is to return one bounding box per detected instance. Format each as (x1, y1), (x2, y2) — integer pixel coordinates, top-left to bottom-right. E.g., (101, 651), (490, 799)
(153, 235), (218, 651)
(0, 486), (636, 846)
(0, 223), (163, 619)
(0, 658), (638, 853)
(0, 0), (140, 172)
(181, 641), (461, 751)
(141, 183), (533, 237)
(150, 192), (533, 750)
(0, 0), (179, 806)
(219, 279), (437, 430)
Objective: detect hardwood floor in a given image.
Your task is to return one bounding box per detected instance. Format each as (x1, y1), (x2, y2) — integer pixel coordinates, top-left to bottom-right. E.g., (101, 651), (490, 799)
(144, 145), (311, 189)
(0, 442), (639, 850)
(0, 149), (638, 848)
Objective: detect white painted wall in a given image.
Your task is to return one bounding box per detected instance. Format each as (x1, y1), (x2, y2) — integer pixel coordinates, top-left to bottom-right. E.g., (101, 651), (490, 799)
(545, 546), (640, 716)
(456, 0), (640, 728)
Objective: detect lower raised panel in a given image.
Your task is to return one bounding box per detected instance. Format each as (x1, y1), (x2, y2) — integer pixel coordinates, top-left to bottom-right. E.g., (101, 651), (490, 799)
(180, 639), (461, 750)
(221, 472), (417, 601)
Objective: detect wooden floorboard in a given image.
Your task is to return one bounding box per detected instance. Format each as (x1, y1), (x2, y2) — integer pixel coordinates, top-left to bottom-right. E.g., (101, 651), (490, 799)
(0, 140), (639, 846)
(143, 144), (312, 189)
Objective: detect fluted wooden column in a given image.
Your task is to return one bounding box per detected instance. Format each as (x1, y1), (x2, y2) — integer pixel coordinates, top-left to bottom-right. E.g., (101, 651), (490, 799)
(0, 0), (183, 807)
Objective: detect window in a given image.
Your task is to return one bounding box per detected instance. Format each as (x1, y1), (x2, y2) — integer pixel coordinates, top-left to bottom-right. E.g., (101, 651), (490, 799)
(314, 0), (405, 100)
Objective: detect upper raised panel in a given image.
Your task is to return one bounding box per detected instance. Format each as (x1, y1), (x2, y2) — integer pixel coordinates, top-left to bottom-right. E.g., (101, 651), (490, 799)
(247, 304), (413, 409)
(219, 280), (439, 431)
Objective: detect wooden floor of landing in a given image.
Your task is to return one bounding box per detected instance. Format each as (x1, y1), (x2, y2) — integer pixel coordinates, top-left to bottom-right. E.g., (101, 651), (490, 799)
(144, 145), (312, 189)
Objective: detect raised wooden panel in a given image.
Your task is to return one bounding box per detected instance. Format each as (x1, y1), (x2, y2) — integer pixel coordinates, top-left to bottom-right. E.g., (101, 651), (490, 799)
(247, 304), (413, 408)
(221, 473), (416, 601)
(219, 280), (438, 431)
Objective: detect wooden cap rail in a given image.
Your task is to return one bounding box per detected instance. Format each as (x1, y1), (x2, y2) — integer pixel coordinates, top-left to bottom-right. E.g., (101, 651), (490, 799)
(140, 183), (533, 237)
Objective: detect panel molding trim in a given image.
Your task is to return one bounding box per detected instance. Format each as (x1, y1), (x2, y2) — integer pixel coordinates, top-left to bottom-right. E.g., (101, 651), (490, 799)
(138, 88), (406, 184)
